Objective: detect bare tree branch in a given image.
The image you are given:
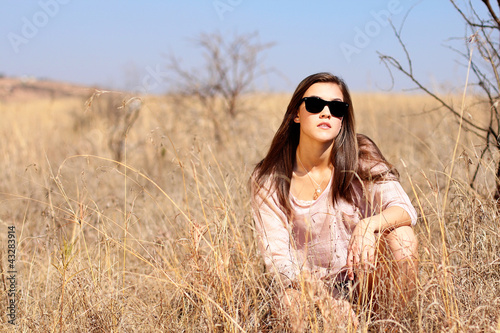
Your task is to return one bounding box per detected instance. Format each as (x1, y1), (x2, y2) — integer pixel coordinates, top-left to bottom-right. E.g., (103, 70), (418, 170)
(481, 0), (500, 27)
(378, 52), (488, 135)
(451, 0), (499, 28)
(378, 0), (500, 198)
(166, 31), (274, 145)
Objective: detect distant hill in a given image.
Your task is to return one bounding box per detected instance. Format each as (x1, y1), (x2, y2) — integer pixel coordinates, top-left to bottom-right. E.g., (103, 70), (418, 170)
(0, 77), (99, 102)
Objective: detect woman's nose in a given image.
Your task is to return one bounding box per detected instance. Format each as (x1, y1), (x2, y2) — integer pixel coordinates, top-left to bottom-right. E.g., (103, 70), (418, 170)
(319, 107), (331, 118)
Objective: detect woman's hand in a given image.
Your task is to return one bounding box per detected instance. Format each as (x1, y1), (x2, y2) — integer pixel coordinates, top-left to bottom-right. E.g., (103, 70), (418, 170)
(346, 219), (377, 280)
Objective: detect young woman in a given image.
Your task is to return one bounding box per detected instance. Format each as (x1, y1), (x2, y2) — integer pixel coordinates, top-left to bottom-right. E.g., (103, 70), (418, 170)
(250, 72), (418, 328)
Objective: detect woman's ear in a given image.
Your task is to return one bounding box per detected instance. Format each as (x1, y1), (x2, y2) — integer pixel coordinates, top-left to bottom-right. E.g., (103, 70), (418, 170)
(293, 114), (300, 123)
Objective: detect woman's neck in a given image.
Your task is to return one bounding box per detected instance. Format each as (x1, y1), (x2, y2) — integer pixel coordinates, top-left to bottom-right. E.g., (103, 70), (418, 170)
(292, 141), (333, 201)
(296, 141), (333, 171)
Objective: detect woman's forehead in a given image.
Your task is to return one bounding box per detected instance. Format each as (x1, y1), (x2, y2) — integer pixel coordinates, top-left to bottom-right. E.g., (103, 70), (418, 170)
(303, 82), (343, 100)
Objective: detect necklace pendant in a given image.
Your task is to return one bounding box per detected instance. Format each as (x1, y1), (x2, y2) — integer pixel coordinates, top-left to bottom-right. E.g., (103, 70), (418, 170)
(313, 187), (321, 200)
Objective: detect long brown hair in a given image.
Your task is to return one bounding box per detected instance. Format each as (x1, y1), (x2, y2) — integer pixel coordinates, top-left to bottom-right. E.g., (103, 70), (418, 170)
(251, 72), (397, 217)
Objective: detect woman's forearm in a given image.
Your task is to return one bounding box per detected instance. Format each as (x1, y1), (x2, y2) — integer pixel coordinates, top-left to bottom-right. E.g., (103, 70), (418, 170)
(359, 206), (412, 234)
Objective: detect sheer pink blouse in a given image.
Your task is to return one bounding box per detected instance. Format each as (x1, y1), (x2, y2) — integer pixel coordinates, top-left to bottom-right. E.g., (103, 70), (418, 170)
(251, 170), (417, 286)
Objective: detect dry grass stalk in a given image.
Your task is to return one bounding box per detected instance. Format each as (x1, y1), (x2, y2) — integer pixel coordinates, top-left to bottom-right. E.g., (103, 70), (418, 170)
(0, 89), (498, 332)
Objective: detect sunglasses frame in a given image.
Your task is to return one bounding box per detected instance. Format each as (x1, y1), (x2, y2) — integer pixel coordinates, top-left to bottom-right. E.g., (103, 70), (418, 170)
(301, 97), (349, 118)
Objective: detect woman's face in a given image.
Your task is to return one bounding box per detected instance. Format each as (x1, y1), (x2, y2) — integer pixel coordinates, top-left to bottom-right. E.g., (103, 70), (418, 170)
(294, 82), (344, 145)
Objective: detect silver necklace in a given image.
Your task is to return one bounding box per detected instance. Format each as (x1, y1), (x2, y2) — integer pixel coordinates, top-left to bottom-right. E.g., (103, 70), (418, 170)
(297, 154), (329, 200)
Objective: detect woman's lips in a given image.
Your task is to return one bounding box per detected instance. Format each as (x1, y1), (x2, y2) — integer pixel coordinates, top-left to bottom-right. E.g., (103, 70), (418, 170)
(317, 122), (331, 129)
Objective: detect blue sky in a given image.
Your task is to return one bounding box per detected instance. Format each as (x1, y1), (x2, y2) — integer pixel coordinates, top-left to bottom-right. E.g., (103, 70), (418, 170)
(1, 0), (474, 93)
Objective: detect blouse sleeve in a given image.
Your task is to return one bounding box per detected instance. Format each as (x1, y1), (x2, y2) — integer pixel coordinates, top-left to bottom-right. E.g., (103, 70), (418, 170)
(366, 179), (418, 225)
(251, 183), (299, 286)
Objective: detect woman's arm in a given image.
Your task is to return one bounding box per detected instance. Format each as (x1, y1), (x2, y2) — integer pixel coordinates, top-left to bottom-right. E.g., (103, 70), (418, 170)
(346, 206), (411, 279)
(346, 180), (417, 280)
(251, 185), (300, 287)
(358, 205), (413, 233)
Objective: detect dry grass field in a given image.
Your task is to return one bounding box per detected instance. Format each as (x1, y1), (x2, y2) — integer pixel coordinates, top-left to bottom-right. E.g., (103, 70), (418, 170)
(0, 82), (499, 332)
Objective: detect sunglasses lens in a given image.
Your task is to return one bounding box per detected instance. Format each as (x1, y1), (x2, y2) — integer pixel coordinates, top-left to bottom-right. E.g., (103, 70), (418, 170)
(329, 101), (348, 117)
(304, 97), (326, 113)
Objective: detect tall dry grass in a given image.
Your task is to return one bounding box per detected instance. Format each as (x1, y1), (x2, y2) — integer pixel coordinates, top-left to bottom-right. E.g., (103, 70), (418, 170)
(0, 88), (498, 332)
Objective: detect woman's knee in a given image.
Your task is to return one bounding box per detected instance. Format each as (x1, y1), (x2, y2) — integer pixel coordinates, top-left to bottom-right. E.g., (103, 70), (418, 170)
(382, 225), (418, 263)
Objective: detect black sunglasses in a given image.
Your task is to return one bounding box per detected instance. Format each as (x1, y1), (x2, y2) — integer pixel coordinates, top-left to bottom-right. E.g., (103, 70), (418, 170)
(301, 97), (349, 118)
